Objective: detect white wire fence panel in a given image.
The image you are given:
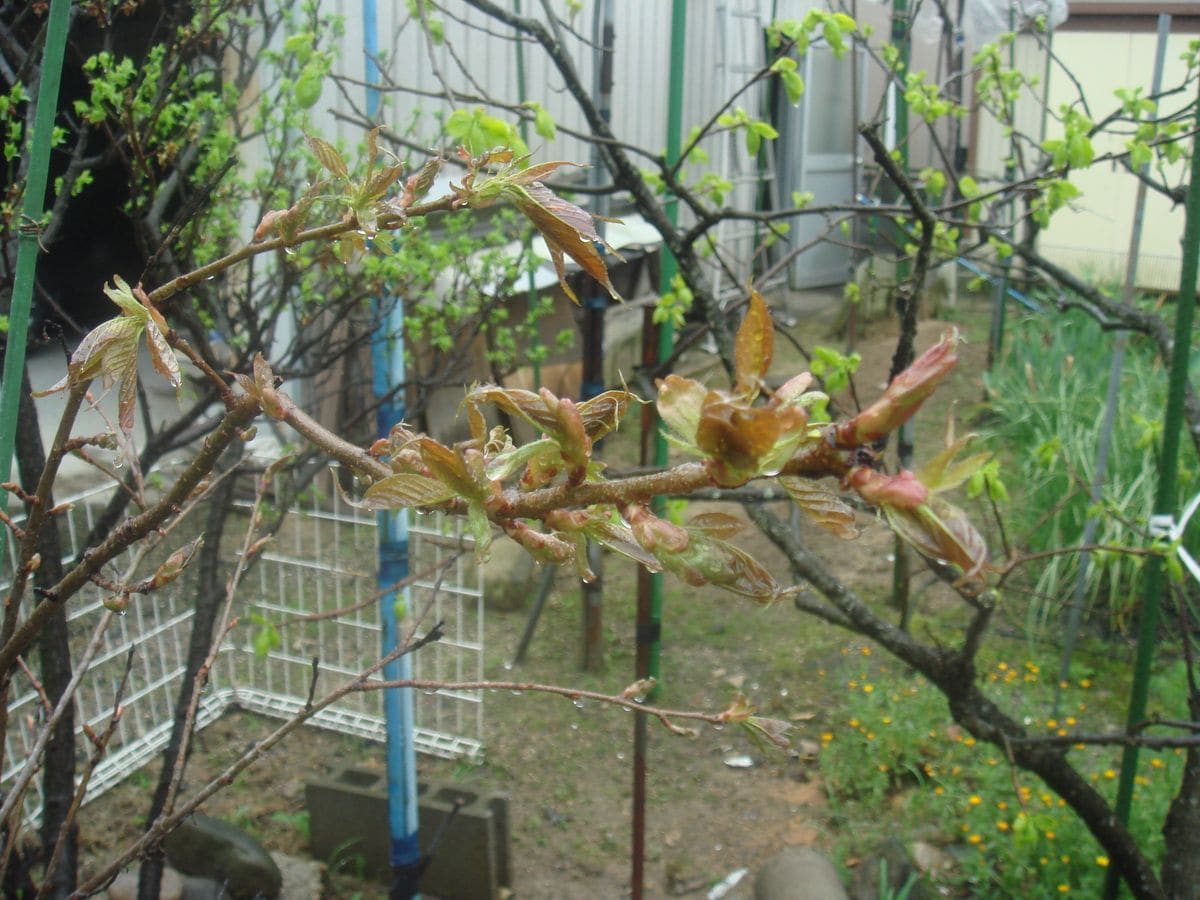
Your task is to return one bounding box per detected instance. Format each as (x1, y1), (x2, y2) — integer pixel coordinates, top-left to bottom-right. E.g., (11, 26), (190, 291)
(0, 481), (223, 825)
(2, 468), (484, 827)
(217, 469), (484, 762)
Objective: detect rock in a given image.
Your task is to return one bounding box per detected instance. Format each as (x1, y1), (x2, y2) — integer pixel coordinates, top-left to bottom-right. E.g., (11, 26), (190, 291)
(754, 846), (849, 900)
(270, 851), (323, 900)
(848, 838), (927, 900)
(105, 865), (183, 900)
(481, 536), (540, 611)
(909, 840), (952, 876)
(181, 875), (231, 900)
(164, 813), (282, 899)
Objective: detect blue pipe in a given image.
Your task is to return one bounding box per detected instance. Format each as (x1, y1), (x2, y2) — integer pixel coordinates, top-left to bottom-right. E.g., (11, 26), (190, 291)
(362, 0), (423, 889)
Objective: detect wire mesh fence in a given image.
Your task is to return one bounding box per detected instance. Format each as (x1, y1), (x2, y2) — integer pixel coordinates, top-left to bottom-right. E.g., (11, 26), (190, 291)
(2, 466), (483, 825)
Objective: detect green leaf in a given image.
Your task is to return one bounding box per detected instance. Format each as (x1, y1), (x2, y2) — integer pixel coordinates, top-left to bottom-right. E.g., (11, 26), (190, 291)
(295, 65), (324, 109)
(532, 103), (557, 141)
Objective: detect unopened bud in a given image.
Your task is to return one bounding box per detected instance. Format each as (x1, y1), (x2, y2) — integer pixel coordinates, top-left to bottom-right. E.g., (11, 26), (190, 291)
(846, 467), (928, 509)
(835, 329), (959, 447)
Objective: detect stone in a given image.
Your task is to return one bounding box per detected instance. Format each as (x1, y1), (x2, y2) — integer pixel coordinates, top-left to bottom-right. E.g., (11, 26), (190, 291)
(909, 840), (952, 876)
(270, 850), (323, 900)
(105, 865), (183, 900)
(164, 813), (282, 899)
(754, 846), (849, 900)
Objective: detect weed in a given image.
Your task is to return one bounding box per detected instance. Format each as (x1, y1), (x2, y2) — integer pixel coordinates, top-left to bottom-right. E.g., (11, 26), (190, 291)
(820, 647), (1185, 895)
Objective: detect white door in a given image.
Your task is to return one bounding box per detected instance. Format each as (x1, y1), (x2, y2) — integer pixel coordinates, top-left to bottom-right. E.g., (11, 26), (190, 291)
(780, 46), (865, 289)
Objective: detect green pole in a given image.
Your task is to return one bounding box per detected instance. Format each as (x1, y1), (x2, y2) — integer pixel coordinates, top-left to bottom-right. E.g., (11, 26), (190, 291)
(890, 0), (913, 619)
(648, 0), (688, 692)
(512, 0), (544, 391)
(1104, 77), (1200, 900)
(0, 0), (73, 508)
(632, 6), (685, 896)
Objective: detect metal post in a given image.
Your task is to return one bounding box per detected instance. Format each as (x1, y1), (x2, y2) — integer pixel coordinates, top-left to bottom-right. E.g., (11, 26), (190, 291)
(1055, 13), (1171, 716)
(363, 4), (422, 896)
(1104, 64), (1200, 900)
(0, 0), (72, 530)
(579, 0), (614, 671)
(632, 3), (686, 896)
(889, 0), (913, 620)
(513, 0), (545, 391)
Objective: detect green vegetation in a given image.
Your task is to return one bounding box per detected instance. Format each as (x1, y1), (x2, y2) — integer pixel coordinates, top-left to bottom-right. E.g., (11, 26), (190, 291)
(982, 308), (1200, 633)
(821, 647), (1187, 895)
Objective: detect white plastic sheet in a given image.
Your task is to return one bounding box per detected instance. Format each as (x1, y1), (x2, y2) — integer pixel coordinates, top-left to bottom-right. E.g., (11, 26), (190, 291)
(913, 0), (1069, 49)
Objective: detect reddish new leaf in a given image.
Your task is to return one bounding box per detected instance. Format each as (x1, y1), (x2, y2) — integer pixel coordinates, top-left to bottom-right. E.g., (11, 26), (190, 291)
(779, 476), (861, 539)
(505, 181), (621, 303)
(307, 135), (349, 181)
(734, 289), (773, 396)
(358, 474), (458, 509)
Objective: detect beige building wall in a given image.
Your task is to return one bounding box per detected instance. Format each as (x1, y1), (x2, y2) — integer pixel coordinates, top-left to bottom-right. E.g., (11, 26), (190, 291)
(1037, 27), (1195, 291)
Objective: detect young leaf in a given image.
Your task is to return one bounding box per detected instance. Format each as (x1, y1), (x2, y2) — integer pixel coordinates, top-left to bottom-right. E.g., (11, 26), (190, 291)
(503, 181), (621, 303)
(779, 476), (860, 539)
(359, 473), (459, 508)
(306, 134), (349, 181)
(734, 289), (773, 396)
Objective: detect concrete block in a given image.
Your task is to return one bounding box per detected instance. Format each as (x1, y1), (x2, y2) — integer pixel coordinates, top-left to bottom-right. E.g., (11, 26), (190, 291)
(305, 767), (511, 900)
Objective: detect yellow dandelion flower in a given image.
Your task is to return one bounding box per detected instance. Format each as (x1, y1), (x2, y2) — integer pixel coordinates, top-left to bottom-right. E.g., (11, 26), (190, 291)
(998, 662), (1008, 670)
(964, 737), (976, 747)
(1065, 716), (1077, 726)
(1061, 855), (1071, 864)
(1104, 769), (1116, 780)
(863, 684), (874, 693)
(866, 731), (876, 741)
(968, 834), (982, 845)
(877, 764), (888, 772)
(1040, 793), (1053, 805)
(1040, 857), (1049, 866)
(1151, 758), (1165, 769)
(1059, 680), (1070, 689)
(1096, 856), (1109, 868)
(997, 801), (1008, 810)
(1057, 729), (1068, 737)
(821, 732), (834, 743)
(882, 716), (892, 725)
(861, 646), (872, 656)
(997, 821), (1010, 832)
(1045, 831), (1056, 840)
(1058, 884), (1069, 893)
(1135, 776), (1149, 786)
(1080, 678), (1091, 689)
(969, 795), (982, 806)
(934, 786), (945, 795)
(1046, 719), (1058, 729)
(848, 680), (858, 689)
